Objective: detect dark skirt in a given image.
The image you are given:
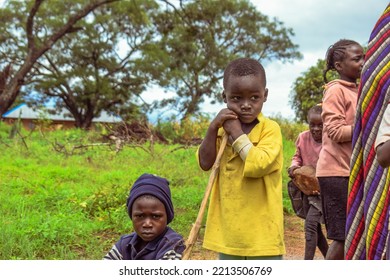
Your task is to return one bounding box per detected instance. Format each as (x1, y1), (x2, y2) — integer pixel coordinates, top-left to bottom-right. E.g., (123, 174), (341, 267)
(318, 176), (349, 241)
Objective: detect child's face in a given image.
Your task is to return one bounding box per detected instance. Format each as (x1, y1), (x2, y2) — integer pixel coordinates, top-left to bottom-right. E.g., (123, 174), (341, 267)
(131, 196), (167, 242)
(223, 74), (268, 124)
(308, 112), (322, 143)
(336, 44), (365, 83)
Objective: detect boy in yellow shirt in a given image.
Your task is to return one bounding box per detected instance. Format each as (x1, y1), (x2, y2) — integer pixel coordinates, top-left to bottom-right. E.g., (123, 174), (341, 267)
(197, 58), (285, 259)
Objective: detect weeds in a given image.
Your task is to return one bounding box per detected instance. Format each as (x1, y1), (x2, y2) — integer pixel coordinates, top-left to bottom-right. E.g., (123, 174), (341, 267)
(0, 117), (299, 259)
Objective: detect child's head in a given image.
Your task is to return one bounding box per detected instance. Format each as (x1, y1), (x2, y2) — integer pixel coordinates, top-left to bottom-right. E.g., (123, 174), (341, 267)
(126, 173), (174, 242)
(323, 39), (364, 83)
(222, 57), (268, 124)
(307, 104), (323, 143)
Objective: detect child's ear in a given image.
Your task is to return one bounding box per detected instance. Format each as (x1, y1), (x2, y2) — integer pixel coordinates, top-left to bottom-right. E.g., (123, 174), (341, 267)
(334, 61), (342, 72)
(222, 91), (227, 103)
(263, 88), (268, 102)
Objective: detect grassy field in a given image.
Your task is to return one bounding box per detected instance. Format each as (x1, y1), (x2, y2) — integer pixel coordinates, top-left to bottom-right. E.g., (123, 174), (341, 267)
(0, 121), (298, 260)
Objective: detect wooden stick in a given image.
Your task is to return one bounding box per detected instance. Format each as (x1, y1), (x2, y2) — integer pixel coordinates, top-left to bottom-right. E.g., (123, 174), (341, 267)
(182, 133), (228, 260)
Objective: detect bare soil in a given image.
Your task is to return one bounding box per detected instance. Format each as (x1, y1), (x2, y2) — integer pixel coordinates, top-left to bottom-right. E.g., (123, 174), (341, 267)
(187, 214), (327, 260)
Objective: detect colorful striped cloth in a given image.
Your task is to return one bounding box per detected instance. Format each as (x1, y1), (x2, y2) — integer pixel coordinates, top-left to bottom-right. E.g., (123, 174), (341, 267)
(345, 4), (390, 260)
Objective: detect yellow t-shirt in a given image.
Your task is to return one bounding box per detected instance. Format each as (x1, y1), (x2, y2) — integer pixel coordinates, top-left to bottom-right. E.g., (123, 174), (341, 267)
(198, 114), (285, 256)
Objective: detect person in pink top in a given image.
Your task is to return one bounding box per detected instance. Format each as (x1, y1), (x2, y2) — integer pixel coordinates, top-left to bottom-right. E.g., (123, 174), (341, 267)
(288, 104), (329, 260)
(316, 39), (364, 260)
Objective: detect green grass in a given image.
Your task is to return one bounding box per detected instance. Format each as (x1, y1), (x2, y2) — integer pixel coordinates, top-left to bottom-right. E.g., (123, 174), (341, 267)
(0, 124), (296, 260)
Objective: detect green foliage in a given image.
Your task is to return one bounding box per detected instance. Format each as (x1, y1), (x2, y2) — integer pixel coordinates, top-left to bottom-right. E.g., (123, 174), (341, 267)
(25, 0), (156, 129)
(0, 0), (304, 125)
(0, 121), (11, 139)
(271, 113), (308, 142)
(289, 59), (339, 122)
(282, 136), (296, 214)
(0, 118), (301, 259)
(0, 0), (122, 116)
(142, 0), (302, 119)
(155, 113), (211, 143)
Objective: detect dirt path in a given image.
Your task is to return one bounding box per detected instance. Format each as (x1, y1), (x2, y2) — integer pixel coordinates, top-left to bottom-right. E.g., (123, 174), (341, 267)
(188, 214), (327, 260)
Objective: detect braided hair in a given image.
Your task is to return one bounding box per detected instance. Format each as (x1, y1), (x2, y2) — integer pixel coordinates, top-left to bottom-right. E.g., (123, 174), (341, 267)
(323, 39), (360, 83)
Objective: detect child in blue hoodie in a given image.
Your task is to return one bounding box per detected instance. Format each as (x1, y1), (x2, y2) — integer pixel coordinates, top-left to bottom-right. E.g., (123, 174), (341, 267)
(104, 173), (185, 260)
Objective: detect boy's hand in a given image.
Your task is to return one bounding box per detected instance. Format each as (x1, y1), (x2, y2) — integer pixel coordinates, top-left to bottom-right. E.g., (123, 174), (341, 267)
(199, 108), (238, 171)
(223, 118), (242, 139)
(211, 108), (238, 129)
(211, 108), (244, 141)
(288, 166), (300, 178)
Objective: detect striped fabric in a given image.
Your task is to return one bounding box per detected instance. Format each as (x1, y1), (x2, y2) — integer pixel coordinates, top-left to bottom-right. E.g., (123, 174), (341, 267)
(104, 244), (123, 260)
(103, 245), (183, 260)
(345, 4), (390, 260)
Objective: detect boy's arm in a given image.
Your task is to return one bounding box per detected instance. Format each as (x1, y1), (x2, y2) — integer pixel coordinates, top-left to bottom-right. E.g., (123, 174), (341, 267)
(103, 244), (123, 260)
(376, 141), (390, 167)
(375, 104), (390, 168)
(198, 108), (238, 170)
(198, 122), (219, 171)
(157, 234), (186, 260)
(288, 134), (303, 178)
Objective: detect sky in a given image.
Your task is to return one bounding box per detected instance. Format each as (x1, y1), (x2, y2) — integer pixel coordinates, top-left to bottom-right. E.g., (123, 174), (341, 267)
(144, 0), (388, 122)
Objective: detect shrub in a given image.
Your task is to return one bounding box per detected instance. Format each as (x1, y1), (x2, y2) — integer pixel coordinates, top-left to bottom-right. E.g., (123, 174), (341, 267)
(155, 113), (211, 144)
(270, 113), (308, 142)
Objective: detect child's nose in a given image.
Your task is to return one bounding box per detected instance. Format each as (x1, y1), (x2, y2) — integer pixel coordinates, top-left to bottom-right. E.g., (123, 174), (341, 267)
(241, 101), (250, 109)
(143, 218), (152, 227)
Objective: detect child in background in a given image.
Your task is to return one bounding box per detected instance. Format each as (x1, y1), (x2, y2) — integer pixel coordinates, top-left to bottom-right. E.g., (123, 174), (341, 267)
(197, 57), (285, 260)
(104, 173), (185, 260)
(316, 39), (364, 260)
(287, 104), (328, 260)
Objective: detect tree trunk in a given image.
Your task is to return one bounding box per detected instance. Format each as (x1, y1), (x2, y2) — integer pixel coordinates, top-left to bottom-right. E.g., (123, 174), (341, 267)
(181, 91), (202, 121)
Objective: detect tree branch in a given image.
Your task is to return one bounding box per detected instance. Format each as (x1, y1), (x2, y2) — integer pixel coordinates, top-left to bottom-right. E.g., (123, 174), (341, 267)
(26, 0), (44, 51)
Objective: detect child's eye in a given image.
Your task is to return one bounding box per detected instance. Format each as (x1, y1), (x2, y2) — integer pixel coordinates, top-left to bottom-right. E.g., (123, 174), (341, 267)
(152, 214), (162, 219)
(231, 96), (240, 101)
(353, 56), (364, 62)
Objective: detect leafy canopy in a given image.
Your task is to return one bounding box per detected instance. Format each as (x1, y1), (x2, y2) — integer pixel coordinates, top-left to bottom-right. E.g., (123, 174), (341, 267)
(141, 0), (302, 120)
(289, 59), (338, 122)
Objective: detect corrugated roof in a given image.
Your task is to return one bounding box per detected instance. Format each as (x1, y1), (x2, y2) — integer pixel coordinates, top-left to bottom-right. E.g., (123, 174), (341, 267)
(2, 103), (122, 123)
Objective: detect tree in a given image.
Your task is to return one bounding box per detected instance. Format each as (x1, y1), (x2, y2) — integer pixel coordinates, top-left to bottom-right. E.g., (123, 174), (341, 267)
(26, 0), (157, 129)
(0, 0), (120, 117)
(289, 59), (338, 122)
(141, 0), (302, 120)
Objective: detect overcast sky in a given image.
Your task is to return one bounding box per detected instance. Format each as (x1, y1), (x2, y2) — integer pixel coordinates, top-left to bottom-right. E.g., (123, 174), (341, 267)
(193, 0), (387, 120)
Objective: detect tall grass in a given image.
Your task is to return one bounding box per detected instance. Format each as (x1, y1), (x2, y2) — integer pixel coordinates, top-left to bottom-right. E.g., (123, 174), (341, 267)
(0, 118), (298, 260)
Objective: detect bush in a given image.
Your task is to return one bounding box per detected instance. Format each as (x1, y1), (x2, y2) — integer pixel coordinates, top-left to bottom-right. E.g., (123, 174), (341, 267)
(270, 113), (308, 142)
(155, 113), (211, 144)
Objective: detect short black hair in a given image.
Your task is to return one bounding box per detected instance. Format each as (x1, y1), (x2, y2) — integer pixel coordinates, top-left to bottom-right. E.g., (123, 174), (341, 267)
(323, 39), (361, 83)
(223, 58), (266, 89)
(307, 104), (322, 121)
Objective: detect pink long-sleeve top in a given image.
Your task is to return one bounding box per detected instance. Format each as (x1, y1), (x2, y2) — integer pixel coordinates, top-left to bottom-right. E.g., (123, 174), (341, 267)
(316, 79), (358, 177)
(290, 130), (322, 169)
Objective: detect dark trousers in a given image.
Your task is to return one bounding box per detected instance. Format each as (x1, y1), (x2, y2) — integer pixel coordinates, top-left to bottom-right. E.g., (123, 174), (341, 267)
(304, 205), (329, 259)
